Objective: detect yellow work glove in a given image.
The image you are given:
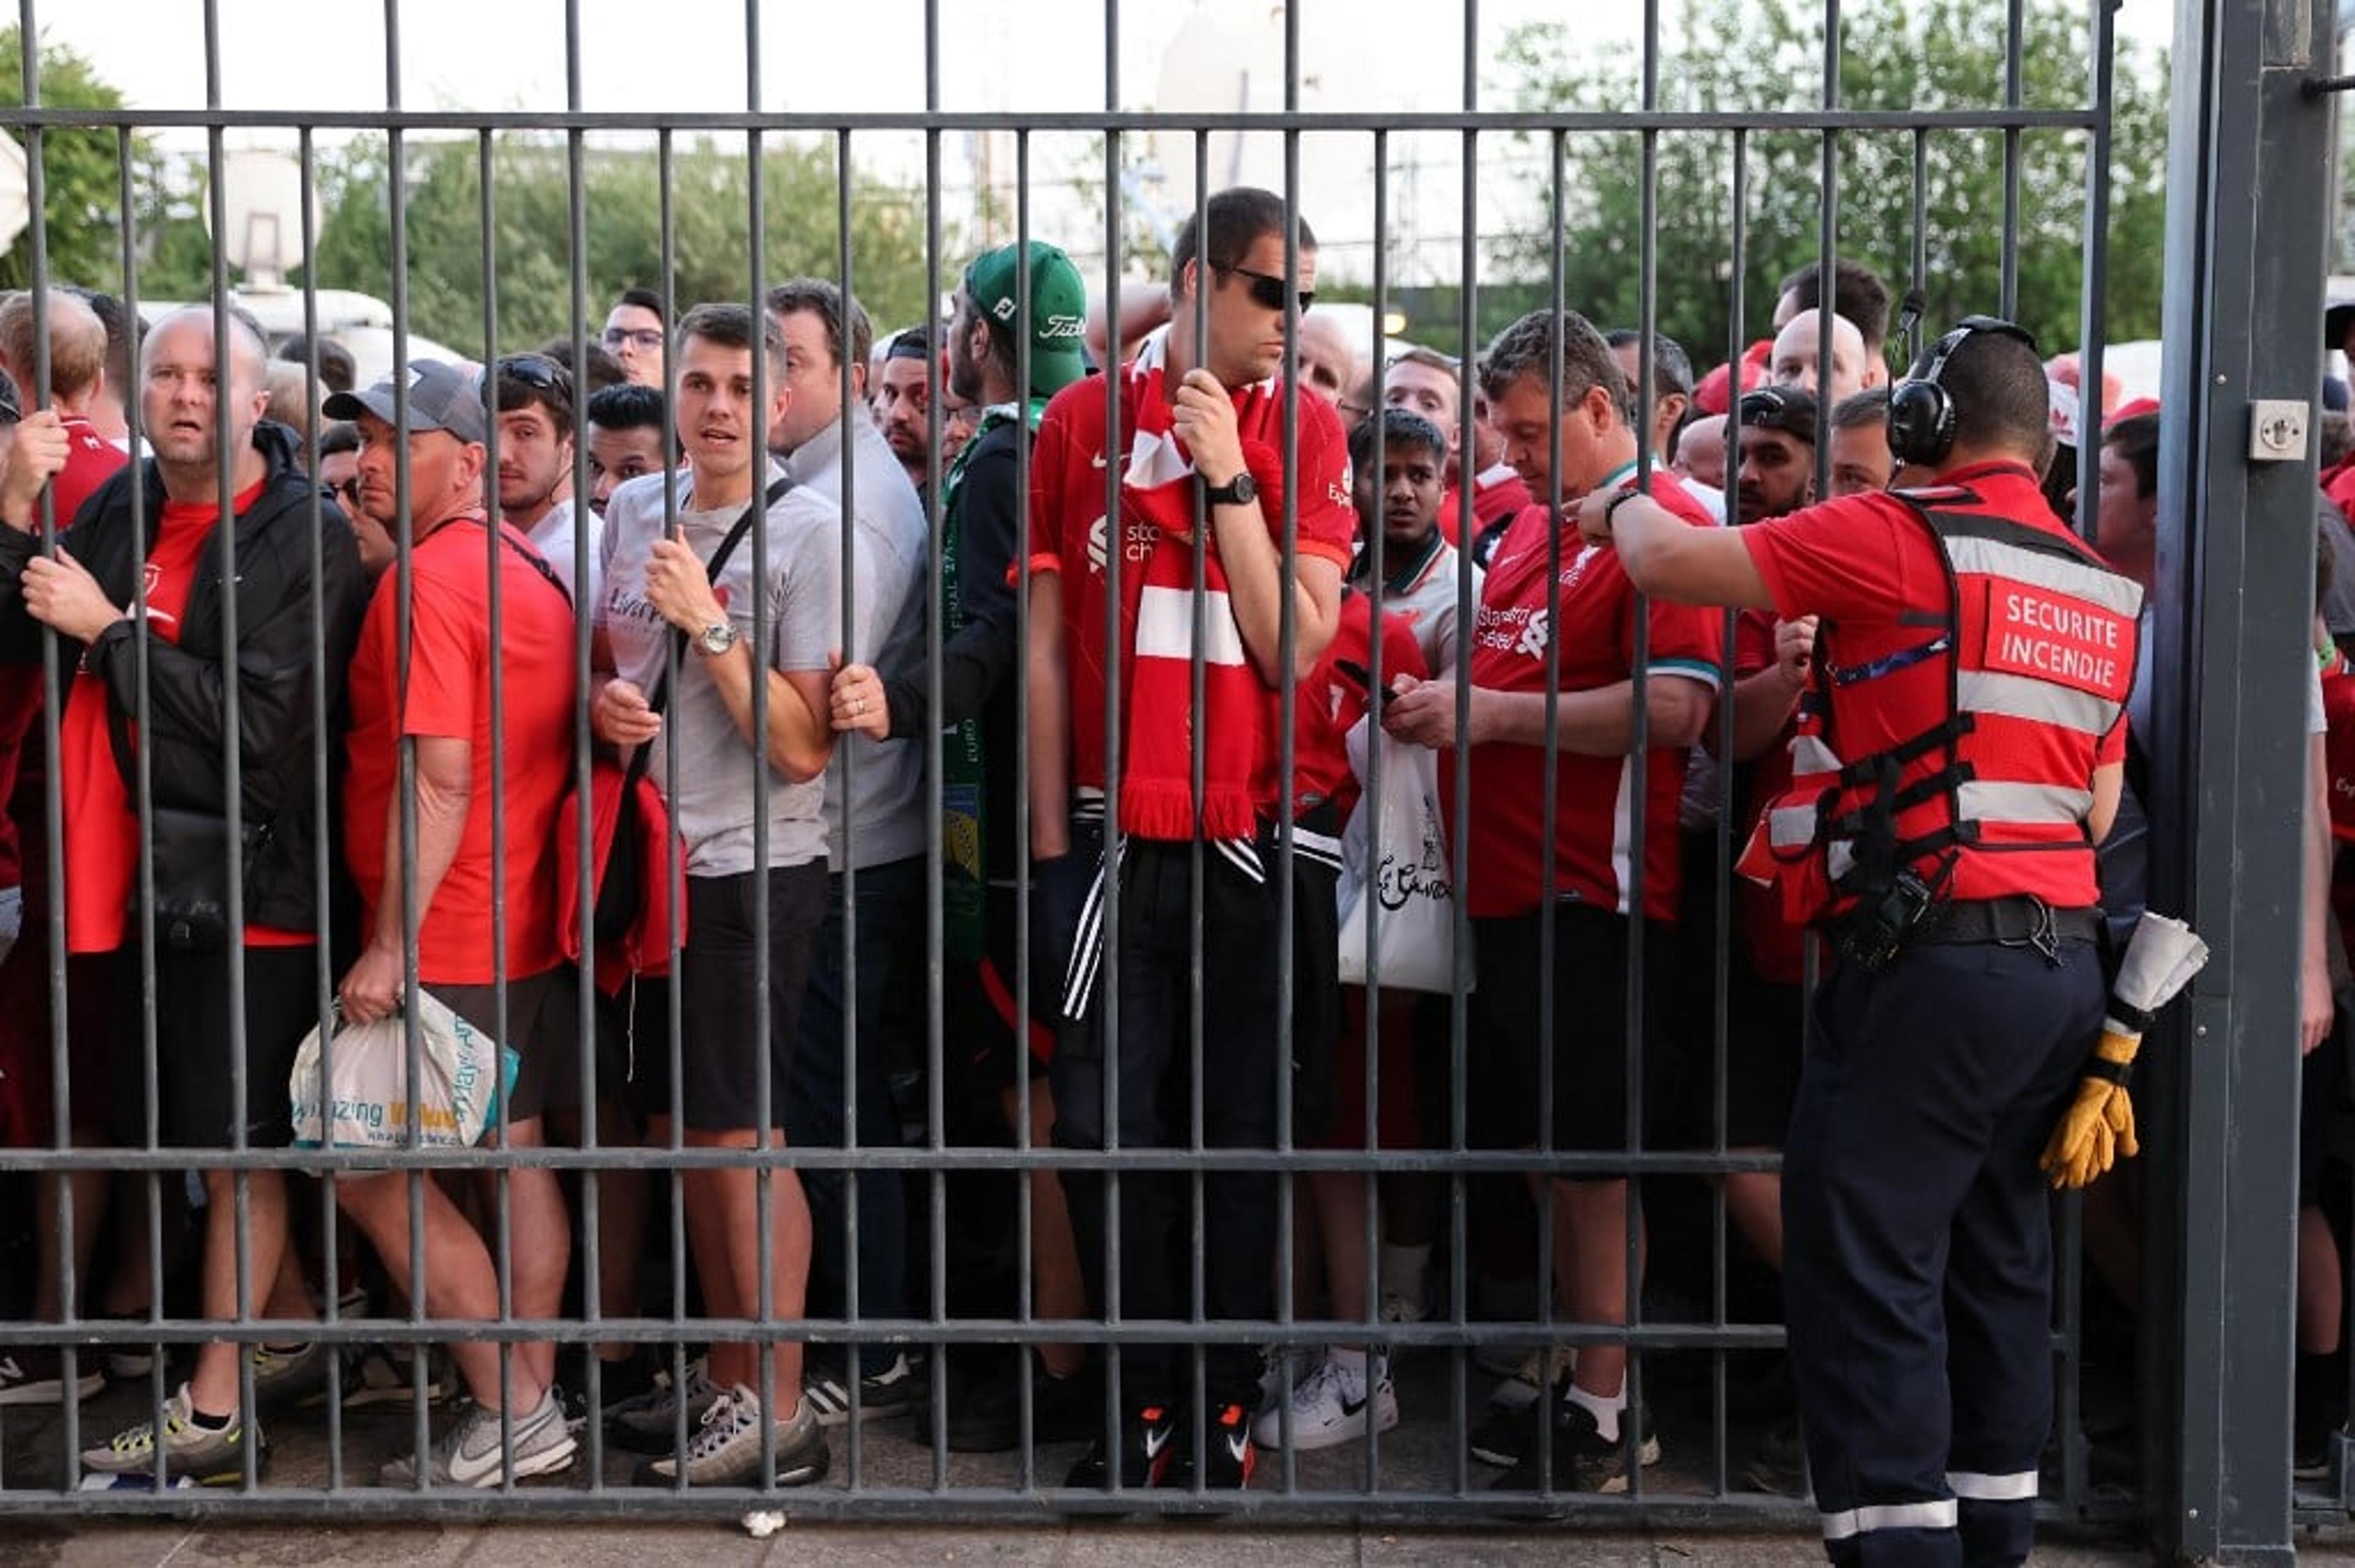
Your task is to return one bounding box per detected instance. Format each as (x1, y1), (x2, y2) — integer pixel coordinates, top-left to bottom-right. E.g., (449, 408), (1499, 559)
(2040, 1028), (2141, 1190)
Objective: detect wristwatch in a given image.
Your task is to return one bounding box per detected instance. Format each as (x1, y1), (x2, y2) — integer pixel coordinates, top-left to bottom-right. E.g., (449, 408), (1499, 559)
(695, 621), (739, 657)
(1200, 470), (1258, 507)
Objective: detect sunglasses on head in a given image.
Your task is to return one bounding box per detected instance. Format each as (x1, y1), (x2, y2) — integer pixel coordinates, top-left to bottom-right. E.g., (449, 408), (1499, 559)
(498, 353), (566, 391)
(1739, 386), (1812, 435)
(1220, 264), (1315, 315)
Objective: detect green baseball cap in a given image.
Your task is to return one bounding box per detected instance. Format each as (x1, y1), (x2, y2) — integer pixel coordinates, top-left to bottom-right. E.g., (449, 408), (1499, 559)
(963, 241), (1088, 399)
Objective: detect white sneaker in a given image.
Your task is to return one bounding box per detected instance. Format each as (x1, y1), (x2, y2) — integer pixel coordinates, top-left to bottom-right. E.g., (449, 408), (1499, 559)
(1254, 1343), (1323, 1415)
(381, 1390), (576, 1488)
(1251, 1355), (1398, 1452)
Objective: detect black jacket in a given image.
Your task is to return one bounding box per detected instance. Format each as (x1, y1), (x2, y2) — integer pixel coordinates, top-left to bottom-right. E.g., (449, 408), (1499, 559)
(0, 419), (367, 935)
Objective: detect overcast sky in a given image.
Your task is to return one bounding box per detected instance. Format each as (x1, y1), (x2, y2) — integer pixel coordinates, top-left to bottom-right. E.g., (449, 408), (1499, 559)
(23, 0), (2180, 308)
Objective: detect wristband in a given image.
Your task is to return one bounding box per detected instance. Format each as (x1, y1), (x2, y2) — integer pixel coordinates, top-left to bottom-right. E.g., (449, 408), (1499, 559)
(1602, 486), (1645, 533)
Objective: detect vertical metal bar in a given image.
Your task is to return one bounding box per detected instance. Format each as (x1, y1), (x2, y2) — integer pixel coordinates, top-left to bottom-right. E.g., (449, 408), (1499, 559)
(1274, 16), (1305, 1507)
(1532, 113), (1564, 1502)
(1447, 0), (1480, 1496)
(740, 0), (777, 1483)
(2074, 0), (2117, 548)
(197, 0), (259, 1486)
(1360, 122), (1390, 1502)
(1714, 126), (1752, 1501)
(1097, 0), (1127, 1470)
(920, 0), (950, 1502)
(2148, 0), (2332, 1555)
(1008, 127), (1038, 1486)
(657, 121), (692, 1477)
(2001, 0), (2026, 320)
(381, 0), (437, 1479)
(1185, 129), (1211, 1492)
(1624, 0), (1664, 1496)
(293, 121), (347, 1493)
(562, 0), (606, 1488)
(476, 125), (519, 1480)
(655, 121), (693, 1477)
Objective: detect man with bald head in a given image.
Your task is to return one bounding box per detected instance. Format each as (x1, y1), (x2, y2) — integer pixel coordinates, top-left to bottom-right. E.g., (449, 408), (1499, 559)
(1769, 308), (1870, 404)
(1293, 312), (1358, 419)
(0, 305), (364, 1477)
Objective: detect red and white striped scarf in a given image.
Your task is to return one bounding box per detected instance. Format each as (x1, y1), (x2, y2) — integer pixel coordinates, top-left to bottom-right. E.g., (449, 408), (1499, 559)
(1109, 337), (1291, 841)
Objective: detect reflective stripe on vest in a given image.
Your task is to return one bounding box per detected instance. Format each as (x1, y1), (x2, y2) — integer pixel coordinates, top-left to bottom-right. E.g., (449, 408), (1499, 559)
(1820, 1498), (1960, 1540)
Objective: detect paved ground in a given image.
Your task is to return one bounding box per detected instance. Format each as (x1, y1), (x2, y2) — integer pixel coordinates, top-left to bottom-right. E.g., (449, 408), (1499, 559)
(0, 1520), (2253, 1568)
(5, 1354), (2352, 1565)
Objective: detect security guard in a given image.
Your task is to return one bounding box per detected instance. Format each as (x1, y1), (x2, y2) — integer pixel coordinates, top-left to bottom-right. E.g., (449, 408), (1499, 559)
(1575, 318), (2136, 1568)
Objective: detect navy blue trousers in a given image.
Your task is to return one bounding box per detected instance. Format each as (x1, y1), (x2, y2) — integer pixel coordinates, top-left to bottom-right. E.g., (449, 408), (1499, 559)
(1782, 936), (2102, 1568)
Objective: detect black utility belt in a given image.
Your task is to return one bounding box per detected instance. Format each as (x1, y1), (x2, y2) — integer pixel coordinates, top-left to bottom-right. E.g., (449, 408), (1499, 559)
(1909, 896), (2102, 948)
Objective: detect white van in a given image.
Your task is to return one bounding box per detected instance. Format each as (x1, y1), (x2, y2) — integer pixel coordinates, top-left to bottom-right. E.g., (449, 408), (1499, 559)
(136, 286), (470, 388)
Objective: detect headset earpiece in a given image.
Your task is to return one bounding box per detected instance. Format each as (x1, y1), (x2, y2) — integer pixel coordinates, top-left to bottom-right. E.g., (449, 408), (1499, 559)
(1884, 316), (2038, 471)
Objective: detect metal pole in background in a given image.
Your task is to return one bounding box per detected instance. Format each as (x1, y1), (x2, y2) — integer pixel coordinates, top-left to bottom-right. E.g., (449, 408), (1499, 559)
(2150, 0), (2334, 1559)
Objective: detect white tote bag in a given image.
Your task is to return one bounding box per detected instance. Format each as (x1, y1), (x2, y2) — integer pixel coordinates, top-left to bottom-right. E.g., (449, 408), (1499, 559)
(288, 990), (519, 1150)
(1335, 719), (1472, 994)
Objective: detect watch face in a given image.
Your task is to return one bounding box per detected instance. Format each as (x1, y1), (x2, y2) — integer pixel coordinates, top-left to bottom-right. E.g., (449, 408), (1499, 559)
(699, 622), (735, 655)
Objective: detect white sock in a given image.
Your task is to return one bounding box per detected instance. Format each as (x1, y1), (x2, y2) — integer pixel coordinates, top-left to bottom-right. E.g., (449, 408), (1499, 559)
(1327, 1344), (1369, 1395)
(1564, 1380), (1626, 1444)
(1379, 1242), (1430, 1298)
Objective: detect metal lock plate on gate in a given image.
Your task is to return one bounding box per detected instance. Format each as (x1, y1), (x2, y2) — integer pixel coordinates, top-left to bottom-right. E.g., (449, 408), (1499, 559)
(2250, 399), (2310, 462)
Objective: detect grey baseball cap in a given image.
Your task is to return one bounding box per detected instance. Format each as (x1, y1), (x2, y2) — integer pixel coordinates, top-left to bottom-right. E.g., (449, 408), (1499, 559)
(322, 359), (488, 445)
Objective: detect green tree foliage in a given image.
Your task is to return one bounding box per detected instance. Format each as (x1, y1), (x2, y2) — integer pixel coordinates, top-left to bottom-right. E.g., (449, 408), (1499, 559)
(301, 134), (941, 359)
(1493, 0), (2169, 367)
(0, 28), (172, 295)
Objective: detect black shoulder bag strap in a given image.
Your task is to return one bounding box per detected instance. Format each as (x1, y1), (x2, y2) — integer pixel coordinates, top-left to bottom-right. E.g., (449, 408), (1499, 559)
(621, 473), (794, 792)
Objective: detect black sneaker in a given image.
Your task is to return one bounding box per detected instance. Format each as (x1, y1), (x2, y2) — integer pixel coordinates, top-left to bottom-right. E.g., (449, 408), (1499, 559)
(935, 1352), (1100, 1453)
(1492, 1398), (1650, 1497)
(800, 1350), (918, 1428)
(1062, 1402), (1177, 1490)
(1471, 1389), (1662, 1474)
(0, 1347), (102, 1407)
(1742, 1413), (1809, 1495)
(1198, 1401), (1257, 1490)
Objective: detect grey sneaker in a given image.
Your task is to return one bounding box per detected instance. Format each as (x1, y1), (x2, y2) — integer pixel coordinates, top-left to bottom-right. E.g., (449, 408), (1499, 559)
(250, 1342), (329, 1410)
(80, 1383), (261, 1484)
(605, 1356), (724, 1453)
(632, 1385), (828, 1488)
(380, 1390), (577, 1487)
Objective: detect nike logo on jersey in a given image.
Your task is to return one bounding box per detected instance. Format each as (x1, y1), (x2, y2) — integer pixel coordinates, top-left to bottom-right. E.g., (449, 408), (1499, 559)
(1141, 1420), (1174, 1460)
(1091, 451), (1109, 469)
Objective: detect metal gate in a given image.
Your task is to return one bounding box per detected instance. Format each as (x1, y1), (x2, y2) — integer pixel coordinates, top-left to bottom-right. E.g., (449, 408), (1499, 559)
(0, 0), (2334, 1558)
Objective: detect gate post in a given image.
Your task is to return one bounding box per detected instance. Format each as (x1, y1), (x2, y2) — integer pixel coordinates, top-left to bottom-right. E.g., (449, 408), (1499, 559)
(2149, 0), (2335, 1559)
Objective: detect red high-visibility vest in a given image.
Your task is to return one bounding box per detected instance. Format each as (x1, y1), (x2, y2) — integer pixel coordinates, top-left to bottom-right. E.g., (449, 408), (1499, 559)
(1737, 492), (2142, 925)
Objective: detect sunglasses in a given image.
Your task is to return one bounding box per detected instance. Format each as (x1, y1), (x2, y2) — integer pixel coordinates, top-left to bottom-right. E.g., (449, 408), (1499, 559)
(1738, 386), (1815, 438)
(324, 477), (360, 505)
(498, 353), (567, 391)
(1221, 265), (1315, 315)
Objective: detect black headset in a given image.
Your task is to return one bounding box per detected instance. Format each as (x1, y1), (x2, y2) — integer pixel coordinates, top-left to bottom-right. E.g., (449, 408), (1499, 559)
(1884, 314), (2039, 469)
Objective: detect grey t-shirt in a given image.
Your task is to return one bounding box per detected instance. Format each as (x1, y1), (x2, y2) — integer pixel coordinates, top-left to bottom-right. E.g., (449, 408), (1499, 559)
(779, 416), (930, 872)
(597, 465), (841, 876)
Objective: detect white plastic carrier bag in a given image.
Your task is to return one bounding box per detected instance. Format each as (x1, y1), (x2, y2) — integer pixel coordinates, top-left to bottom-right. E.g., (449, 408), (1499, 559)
(289, 990), (519, 1150)
(1336, 718), (1472, 995)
